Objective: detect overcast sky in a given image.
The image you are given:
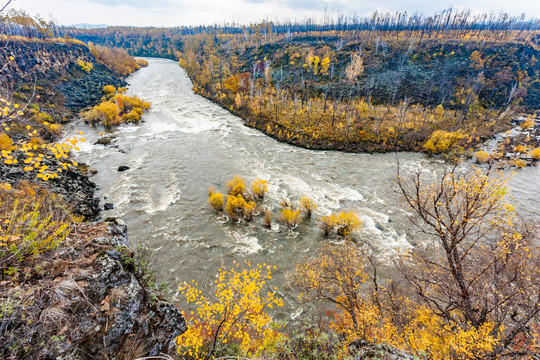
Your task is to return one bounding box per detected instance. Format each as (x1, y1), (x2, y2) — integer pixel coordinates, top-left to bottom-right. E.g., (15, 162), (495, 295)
(7, 0), (540, 27)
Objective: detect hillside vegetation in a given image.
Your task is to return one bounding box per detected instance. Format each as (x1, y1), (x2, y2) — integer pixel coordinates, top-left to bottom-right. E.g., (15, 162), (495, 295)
(177, 30), (539, 160)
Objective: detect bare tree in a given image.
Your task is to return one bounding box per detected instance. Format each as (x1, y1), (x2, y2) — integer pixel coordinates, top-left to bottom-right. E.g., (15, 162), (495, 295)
(397, 163), (540, 357)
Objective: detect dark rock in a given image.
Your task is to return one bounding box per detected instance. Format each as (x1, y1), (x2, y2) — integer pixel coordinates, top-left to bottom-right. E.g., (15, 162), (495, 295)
(104, 203), (114, 210)
(0, 39), (126, 117)
(117, 166), (130, 172)
(96, 136), (114, 146)
(0, 159), (101, 221)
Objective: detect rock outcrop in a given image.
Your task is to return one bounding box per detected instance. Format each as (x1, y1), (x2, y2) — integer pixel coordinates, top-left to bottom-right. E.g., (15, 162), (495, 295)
(0, 39), (126, 117)
(0, 222), (186, 359)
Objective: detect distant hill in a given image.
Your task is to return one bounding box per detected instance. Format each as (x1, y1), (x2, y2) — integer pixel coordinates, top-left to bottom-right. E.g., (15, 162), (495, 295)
(70, 23), (109, 29)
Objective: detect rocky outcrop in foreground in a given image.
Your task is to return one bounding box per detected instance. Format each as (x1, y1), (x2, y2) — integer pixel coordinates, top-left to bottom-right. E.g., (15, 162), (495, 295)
(0, 222), (186, 359)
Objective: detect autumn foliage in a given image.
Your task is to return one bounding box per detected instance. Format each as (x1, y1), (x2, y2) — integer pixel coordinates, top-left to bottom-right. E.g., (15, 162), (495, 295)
(396, 164), (540, 358)
(176, 263), (283, 359)
(0, 184), (74, 265)
(320, 211), (362, 238)
(81, 87), (150, 127)
(88, 43), (148, 77)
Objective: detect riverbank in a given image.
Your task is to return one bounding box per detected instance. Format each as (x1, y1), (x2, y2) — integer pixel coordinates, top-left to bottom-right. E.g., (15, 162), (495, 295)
(194, 84), (540, 168)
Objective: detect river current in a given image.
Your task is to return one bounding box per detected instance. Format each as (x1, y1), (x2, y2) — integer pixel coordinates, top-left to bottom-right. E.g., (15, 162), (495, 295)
(67, 58), (540, 318)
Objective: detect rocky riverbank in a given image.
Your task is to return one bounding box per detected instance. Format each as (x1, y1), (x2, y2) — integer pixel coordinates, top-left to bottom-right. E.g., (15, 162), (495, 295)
(0, 39), (126, 120)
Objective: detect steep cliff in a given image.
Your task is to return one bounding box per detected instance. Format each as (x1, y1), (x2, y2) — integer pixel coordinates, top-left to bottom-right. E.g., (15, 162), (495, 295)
(0, 39), (126, 119)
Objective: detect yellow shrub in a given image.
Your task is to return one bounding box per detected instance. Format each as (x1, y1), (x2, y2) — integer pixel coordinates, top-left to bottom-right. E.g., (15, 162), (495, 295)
(136, 58), (148, 67)
(102, 85), (116, 94)
(225, 194), (245, 221)
(263, 209), (272, 228)
(76, 59), (93, 72)
(243, 200), (257, 222)
(402, 307), (498, 359)
(82, 92), (149, 127)
(513, 144), (528, 153)
(423, 130), (465, 154)
(121, 110), (140, 123)
(280, 208), (301, 229)
(299, 195), (317, 217)
(207, 191), (224, 212)
(520, 118), (535, 130)
(320, 211), (361, 237)
(335, 211), (362, 238)
(530, 147), (540, 160)
(47, 123), (60, 135)
(225, 175), (245, 196)
(474, 150), (490, 162)
(176, 264), (283, 359)
(0, 190), (72, 261)
(512, 159), (527, 168)
(82, 101), (120, 126)
(320, 214), (337, 236)
(251, 177), (268, 199)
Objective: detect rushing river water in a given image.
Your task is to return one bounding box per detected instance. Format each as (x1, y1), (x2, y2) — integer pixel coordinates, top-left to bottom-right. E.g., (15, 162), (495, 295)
(68, 58), (540, 319)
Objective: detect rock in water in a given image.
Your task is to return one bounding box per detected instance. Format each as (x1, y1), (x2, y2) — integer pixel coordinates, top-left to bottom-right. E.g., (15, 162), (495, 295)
(104, 203), (114, 210)
(117, 166), (130, 172)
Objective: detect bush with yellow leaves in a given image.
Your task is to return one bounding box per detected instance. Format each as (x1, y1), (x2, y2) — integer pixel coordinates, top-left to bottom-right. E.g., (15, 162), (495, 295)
(292, 241), (500, 359)
(251, 177), (268, 199)
(335, 212), (362, 237)
(225, 194), (256, 222)
(76, 59), (93, 72)
(102, 85), (116, 94)
(474, 150), (490, 163)
(225, 175), (246, 197)
(511, 158), (527, 168)
(423, 129), (465, 154)
(81, 90), (150, 127)
(207, 187), (224, 212)
(299, 194), (317, 217)
(530, 147), (540, 160)
(176, 263), (283, 359)
(513, 144), (528, 153)
(320, 211), (361, 238)
(520, 118), (536, 130)
(263, 209), (272, 228)
(320, 214), (336, 236)
(280, 207), (301, 229)
(1, 183), (74, 265)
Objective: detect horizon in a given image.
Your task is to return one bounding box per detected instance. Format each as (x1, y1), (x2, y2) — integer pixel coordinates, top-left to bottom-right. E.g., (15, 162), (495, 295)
(6, 0), (540, 28)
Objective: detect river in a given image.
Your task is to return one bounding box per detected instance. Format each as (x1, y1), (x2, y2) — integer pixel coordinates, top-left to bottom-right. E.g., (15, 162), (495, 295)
(68, 58), (540, 319)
